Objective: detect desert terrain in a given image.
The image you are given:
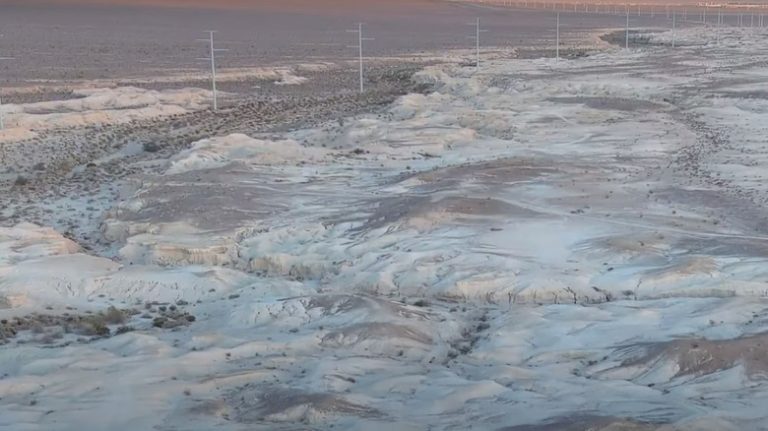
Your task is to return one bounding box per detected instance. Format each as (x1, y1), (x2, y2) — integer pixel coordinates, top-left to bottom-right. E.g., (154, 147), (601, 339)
(3, 1), (768, 430)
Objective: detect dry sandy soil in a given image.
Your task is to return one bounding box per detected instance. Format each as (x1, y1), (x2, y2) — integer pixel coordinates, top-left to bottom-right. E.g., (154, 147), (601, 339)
(0, 0), (671, 82)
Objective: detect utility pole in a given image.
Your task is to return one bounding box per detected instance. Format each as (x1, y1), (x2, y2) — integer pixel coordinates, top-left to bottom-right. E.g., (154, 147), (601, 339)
(625, 5), (630, 49)
(0, 38), (13, 130)
(556, 12), (560, 61)
(196, 31), (227, 111)
(476, 17), (481, 70)
(716, 9), (721, 45)
(207, 31), (218, 111)
(347, 23), (374, 92)
(467, 18), (487, 71)
(672, 12), (676, 48)
(0, 92), (4, 130)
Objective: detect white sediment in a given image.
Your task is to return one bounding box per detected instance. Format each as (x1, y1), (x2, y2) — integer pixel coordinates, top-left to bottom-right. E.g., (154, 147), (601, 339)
(3, 25), (768, 431)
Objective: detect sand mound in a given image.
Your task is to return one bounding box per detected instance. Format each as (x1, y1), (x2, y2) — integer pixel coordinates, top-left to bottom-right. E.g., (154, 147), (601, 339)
(501, 415), (657, 431)
(612, 332), (768, 381)
(4, 86), (211, 131)
(226, 386), (381, 423)
(166, 133), (327, 174)
(321, 322), (433, 348)
(0, 223), (81, 264)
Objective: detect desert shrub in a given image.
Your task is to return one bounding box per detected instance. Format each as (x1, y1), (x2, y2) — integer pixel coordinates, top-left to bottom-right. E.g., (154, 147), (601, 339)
(143, 142), (161, 153)
(102, 306), (126, 325)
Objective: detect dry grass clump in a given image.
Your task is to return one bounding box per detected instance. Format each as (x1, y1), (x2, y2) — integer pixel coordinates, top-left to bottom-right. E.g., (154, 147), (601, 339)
(0, 306), (135, 344)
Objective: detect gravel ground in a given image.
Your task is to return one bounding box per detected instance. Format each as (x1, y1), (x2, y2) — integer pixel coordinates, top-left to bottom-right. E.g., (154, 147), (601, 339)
(0, 0), (673, 82)
(0, 0), (722, 255)
(0, 61), (432, 251)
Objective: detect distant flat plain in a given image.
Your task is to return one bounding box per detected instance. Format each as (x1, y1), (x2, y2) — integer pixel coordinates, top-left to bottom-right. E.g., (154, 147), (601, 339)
(0, 0), (675, 82)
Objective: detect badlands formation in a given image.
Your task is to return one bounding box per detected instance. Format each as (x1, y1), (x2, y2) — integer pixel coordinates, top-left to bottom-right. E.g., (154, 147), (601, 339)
(2, 23), (768, 431)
